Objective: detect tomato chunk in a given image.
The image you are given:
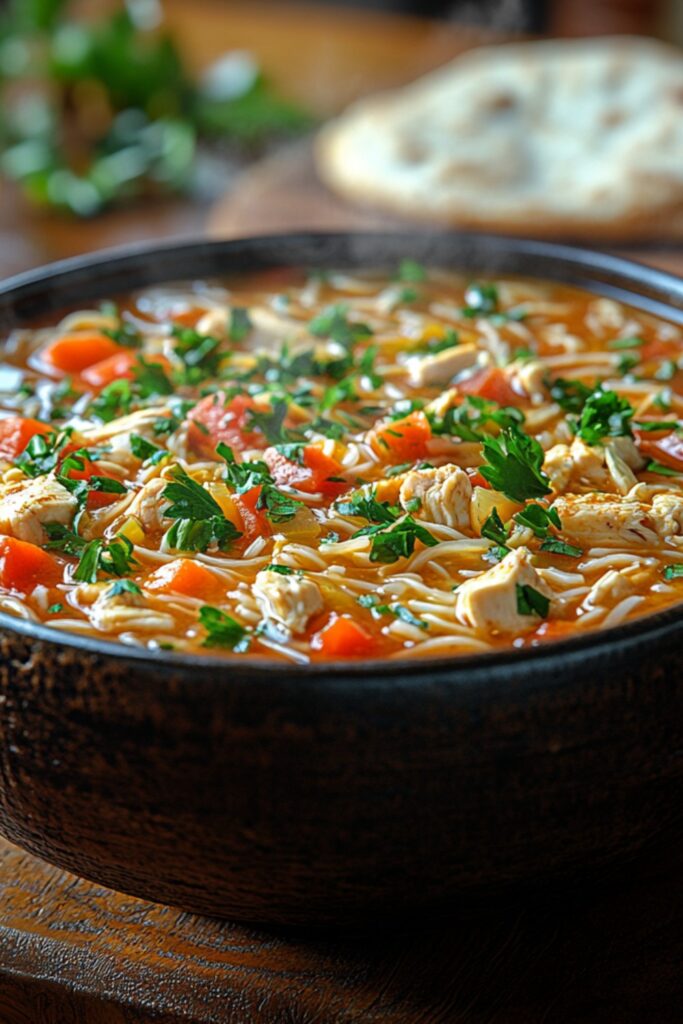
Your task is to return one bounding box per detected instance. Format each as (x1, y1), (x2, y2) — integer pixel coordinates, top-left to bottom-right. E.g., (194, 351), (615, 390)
(638, 431), (683, 471)
(60, 451), (122, 509)
(42, 333), (123, 375)
(233, 484), (271, 541)
(458, 367), (522, 406)
(311, 615), (377, 657)
(0, 417), (52, 461)
(371, 410), (432, 462)
(264, 445), (348, 498)
(147, 558), (220, 598)
(0, 536), (60, 593)
(188, 392), (261, 455)
(81, 351), (171, 389)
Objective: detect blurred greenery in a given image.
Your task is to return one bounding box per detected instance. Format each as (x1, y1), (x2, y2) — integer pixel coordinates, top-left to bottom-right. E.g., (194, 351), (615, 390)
(0, 0), (313, 216)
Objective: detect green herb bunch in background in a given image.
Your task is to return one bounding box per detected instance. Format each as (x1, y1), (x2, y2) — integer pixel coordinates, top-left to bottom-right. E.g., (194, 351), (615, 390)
(0, 0), (313, 216)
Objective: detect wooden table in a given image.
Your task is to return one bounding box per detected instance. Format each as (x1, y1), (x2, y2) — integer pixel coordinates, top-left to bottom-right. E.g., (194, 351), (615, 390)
(0, 3), (682, 1021)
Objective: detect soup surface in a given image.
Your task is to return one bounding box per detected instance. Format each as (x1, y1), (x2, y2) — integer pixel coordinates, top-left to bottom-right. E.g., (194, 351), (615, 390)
(0, 264), (682, 663)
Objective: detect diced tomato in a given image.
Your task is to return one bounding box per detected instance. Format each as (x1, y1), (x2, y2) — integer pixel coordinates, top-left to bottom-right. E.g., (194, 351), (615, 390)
(637, 432), (683, 472)
(0, 417), (52, 461)
(311, 615), (377, 658)
(42, 333), (123, 375)
(371, 410), (432, 462)
(458, 367), (522, 406)
(147, 558), (220, 598)
(188, 392), (261, 456)
(0, 536), (60, 594)
(264, 445), (348, 498)
(469, 470), (491, 489)
(60, 451), (122, 509)
(232, 484), (270, 541)
(81, 351), (171, 389)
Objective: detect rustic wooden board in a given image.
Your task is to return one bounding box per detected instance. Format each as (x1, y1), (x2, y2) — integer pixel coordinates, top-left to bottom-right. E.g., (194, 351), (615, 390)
(1, 829), (683, 1023)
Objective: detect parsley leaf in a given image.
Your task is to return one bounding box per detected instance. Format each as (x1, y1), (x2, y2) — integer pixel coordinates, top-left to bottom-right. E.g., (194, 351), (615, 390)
(513, 503), (561, 539)
(172, 324), (222, 383)
(162, 466), (242, 551)
(548, 377), (593, 415)
(199, 605), (250, 651)
(106, 578), (142, 597)
(574, 388), (634, 444)
(428, 395), (524, 442)
(163, 466), (226, 521)
(664, 564), (683, 580)
(89, 379), (133, 423)
(335, 490), (398, 524)
(462, 282), (498, 317)
(353, 515), (437, 564)
(540, 538), (582, 558)
(479, 425), (551, 502)
(481, 508), (509, 548)
(309, 304), (373, 348)
(132, 356), (174, 397)
(130, 433), (167, 464)
(515, 584), (549, 617)
(229, 307), (252, 342)
(15, 428), (68, 477)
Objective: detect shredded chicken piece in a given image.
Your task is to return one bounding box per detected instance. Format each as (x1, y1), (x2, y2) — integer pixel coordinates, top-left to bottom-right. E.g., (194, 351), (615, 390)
(551, 493), (659, 547)
(408, 342), (480, 387)
(196, 307), (229, 338)
(455, 546), (552, 633)
(650, 492), (683, 543)
(0, 475), (76, 544)
(505, 359), (548, 402)
(253, 569), (323, 635)
(398, 464), (472, 530)
(124, 477), (169, 534)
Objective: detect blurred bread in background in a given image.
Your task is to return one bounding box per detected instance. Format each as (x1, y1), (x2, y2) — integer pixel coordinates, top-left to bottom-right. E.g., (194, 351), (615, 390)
(316, 36), (683, 241)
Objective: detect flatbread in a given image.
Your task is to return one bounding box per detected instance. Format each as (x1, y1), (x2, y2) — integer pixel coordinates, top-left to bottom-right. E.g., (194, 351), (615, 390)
(315, 37), (683, 240)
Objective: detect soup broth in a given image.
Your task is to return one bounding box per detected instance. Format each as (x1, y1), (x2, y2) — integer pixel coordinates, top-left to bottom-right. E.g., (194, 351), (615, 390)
(0, 263), (681, 663)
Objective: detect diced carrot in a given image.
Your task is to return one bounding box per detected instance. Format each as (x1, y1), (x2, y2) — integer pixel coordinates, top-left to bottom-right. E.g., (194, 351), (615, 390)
(172, 308), (204, 328)
(188, 392), (261, 456)
(264, 445), (348, 498)
(371, 410), (432, 462)
(638, 432), (683, 471)
(311, 615), (377, 658)
(458, 367), (522, 406)
(147, 558), (220, 598)
(0, 417), (52, 461)
(81, 351), (171, 389)
(233, 484), (270, 541)
(42, 333), (123, 375)
(0, 536), (60, 593)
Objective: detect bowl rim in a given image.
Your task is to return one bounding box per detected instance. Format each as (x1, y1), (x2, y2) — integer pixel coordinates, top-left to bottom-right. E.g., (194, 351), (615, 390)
(2, 228), (683, 681)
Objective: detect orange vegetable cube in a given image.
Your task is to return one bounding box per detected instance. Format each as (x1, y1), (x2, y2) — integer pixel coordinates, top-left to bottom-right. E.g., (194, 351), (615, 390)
(42, 333), (123, 375)
(0, 536), (61, 593)
(311, 615), (376, 657)
(147, 558), (221, 599)
(0, 416), (52, 461)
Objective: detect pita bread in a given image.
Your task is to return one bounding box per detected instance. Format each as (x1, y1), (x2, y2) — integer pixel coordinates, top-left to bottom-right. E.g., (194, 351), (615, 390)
(316, 37), (683, 240)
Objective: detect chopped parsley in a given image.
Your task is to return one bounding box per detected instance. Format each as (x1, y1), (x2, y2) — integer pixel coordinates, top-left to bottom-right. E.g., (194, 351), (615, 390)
(646, 460), (680, 477)
(229, 307), (252, 343)
(16, 428), (68, 477)
(549, 377), (593, 415)
(462, 282), (498, 318)
(106, 578), (142, 597)
(103, 321), (142, 348)
(481, 508), (509, 548)
(358, 593), (428, 629)
(132, 357), (174, 398)
(162, 466), (242, 552)
(513, 503), (560, 539)
(336, 490), (398, 524)
(89, 380), (134, 423)
(265, 564), (296, 575)
(479, 425), (551, 503)
(309, 303), (373, 348)
(172, 324), (223, 383)
(428, 395), (524, 442)
(353, 515), (438, 564)
(663, 564), (683, 580)
(540, 538), (582, 558)
(44, 526), (138, 583)
(515, 583), (549, 618)
(199, 605), (250, 651)
(608, 336), (644, 350)
(130, 433), (167, 464)
(574, 387), (634, 444)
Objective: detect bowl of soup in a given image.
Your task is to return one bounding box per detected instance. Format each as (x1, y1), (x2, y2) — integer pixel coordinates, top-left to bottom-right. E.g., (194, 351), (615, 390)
(0, 231), (681, 925)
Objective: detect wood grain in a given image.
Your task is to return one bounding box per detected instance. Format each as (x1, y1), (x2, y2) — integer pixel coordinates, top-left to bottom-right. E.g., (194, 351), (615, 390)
(1, 827), (683, 1024)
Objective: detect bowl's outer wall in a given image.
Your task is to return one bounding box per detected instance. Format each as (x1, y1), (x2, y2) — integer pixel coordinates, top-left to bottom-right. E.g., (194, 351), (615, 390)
(0, 232), (682, 925)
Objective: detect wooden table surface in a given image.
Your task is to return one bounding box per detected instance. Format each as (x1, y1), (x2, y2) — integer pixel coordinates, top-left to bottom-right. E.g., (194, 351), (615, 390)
(1, 3), (682, 1022)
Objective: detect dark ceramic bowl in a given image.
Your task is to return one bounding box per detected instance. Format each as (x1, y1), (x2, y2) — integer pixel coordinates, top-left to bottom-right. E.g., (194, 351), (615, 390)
(0, 232), (682, 927)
